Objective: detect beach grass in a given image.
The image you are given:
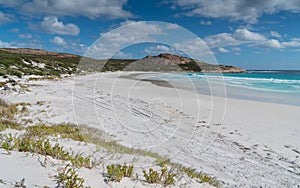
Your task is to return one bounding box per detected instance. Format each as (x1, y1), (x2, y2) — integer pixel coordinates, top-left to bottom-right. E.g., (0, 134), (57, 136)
(0, 121), (221, 187)
(0, 99), (221, 187)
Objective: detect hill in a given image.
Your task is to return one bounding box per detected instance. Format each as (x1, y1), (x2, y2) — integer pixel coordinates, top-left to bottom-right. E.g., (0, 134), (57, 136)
(0, 48), (245, 78)
(123, 53), (246, 73)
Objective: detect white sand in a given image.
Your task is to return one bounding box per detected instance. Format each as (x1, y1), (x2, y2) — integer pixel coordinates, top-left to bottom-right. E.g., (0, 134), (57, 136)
(1, 72), (300, 187)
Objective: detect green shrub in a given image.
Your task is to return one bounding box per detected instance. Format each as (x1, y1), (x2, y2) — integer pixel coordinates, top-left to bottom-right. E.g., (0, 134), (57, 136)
(71, 154), (99, 169)
(106, 163), (134, 182)
(56, 164), (86, 188)
(10, 69), (23, 78)
(0, 120), (23, 132)
(25, 124), (84, 141)
(1, 134), (14, 151)
(198, 174), (220, 187)
(0, 102), (18, 120)
(143, 168), (160, 184)
(0, 133), (97, 169)
(0, 68), (7, 76)
(143, 167), (176, 186)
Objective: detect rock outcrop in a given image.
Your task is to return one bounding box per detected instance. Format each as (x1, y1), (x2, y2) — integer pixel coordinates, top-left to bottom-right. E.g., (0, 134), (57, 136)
(141, 53), (246, 73)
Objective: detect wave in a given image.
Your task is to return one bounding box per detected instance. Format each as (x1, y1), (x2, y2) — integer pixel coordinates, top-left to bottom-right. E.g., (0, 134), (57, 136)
(149, 73), (300, 93)
(192, 74), (300, 84)
(223, 83), (298, 93)
(247, 70), (280, 73)
(292, 85), (300, 89)
(247, 70), (300, 74)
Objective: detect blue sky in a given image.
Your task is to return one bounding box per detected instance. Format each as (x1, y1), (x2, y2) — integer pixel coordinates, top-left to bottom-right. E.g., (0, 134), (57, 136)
(0, 0), (300, 70)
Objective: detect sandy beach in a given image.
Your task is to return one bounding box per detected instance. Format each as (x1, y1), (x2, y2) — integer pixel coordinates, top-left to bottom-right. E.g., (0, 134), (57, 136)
(1, 72), (300, 187)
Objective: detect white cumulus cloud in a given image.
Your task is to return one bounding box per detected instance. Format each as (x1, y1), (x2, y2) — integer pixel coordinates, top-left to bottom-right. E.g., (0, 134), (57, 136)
(0, 0), (132, 19)
(282, 38), (300, 47)
(173, 38), (214, 60)
(50, 36), (87, 54)
(204, 32), (241, 48)
(232, 29), (266, 41)
(51, 36), (66, 46)
(40, 16), (80, 36)
(87, 21), (165, 59)
(218, 47), (229, 53)
(255, 39), (282, 49)
(172, 0), (300, 23)
(204, 28), (300, 51)
(270, 31), (282, 38)
(205, 28), (267, 48)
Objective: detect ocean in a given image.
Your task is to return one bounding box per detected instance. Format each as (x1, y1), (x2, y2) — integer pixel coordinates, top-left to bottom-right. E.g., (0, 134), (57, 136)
(146, 70), (300, 106)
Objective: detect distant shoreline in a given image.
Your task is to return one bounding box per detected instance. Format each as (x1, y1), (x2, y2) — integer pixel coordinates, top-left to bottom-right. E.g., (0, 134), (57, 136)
(121, 72), (300, 106)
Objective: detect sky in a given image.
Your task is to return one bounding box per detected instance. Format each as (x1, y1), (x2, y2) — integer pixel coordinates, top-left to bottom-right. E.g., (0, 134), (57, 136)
(0, 0), (300, 70)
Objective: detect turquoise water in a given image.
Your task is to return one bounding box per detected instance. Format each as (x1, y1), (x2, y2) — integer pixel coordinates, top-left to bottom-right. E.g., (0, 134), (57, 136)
(189, 70), (300, 94)
(147, 70), (300, 106)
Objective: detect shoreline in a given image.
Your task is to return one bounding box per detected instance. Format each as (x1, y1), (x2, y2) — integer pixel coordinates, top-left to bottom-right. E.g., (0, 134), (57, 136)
(121, 72), (300, 107)
(1, 71), (300, 187)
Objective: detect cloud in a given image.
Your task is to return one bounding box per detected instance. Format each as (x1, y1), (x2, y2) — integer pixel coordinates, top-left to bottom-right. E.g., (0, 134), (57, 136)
(0, 0), (132, 19)
(218, 47), (229, 53)
(0, 39), (43, 49)
(0, 0), (24, 7)
(254, 39), (282, 49)
(87, 21), (165, 59)
(200, 20), (212, 25)
(0, 11), (14, 24)
(204, 32), (241, 48)
(165, 23), (181, 30)
(113, 51), (134, 59)
(39, 16), (80, 36)
(281, 38), (300, 47)
(18, 33), (32, 39)
(50, 36), (87, 54)
(218, 47), (241, 54)
(0, 40), (16, 48)
(231, 47), (241, 55)
(270, 31), (281, 38)
(232, 29), (266, 41)
(51, 36), (66, 46)
(173, 38), (213, 58)
(144, 44), (181, 55)
(205, 28), (300, 51)
(232, 47), (241, 52)
(205, 28), (266, 48)
(86, 21), (216, 62)
(172, 0), (300, 23)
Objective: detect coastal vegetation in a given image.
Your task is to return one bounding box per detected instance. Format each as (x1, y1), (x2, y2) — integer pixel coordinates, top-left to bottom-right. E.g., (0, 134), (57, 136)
(106, 163), (134, 182)
(143, 166), (176, 186)
(0, 48), (245, 80)
(0, 99), (221, 187)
